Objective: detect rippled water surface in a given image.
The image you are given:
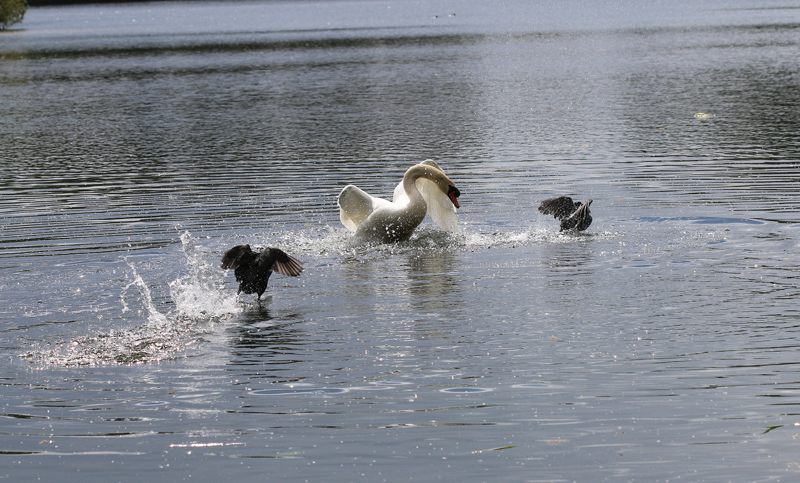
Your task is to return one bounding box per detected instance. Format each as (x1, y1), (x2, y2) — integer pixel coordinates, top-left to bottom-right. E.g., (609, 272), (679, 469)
(2, 0), (800, 481)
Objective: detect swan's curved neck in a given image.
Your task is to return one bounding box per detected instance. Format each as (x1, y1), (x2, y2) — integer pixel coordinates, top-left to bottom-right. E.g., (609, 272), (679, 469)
(402, 166), (426, 206)
(402, 164), (450, 205)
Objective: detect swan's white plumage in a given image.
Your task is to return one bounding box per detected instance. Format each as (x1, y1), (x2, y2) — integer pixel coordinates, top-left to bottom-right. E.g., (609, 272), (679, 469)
(338, 160), (461, 243)
(338, 185), (377, 232)
(414, 177), (459, 232)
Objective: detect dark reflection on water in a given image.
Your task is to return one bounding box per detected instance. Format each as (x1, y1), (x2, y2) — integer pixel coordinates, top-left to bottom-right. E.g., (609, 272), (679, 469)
(2, 32), (485, 60)
(228, 318), (312, 381)
(2, 0), (800, 482)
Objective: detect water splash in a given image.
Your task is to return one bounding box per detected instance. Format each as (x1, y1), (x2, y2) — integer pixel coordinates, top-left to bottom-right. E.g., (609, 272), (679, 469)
(25, 321), (204, 366)
(21, 224), (616, 367)
(276, 224), (613, 259)
(121, 257), (168, 326)
(169, 231), (241, 320)
(21, 231), (243, 367)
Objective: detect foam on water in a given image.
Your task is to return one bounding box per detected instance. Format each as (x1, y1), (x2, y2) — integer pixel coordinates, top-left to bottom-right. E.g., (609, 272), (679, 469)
(265, 222), (612, 262)
(20, 317), (204, 367)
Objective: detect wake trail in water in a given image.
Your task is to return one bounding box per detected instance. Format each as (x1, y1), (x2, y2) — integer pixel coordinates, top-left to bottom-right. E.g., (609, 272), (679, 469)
(21, 224), (615, 366)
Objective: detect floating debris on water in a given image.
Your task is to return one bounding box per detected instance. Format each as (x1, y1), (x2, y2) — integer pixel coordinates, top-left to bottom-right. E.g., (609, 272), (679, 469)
(694, 113), (714, 119)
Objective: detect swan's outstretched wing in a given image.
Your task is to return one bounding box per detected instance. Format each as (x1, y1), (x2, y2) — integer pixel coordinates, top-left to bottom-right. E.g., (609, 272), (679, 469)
(415, 177), (460, 232)
(338, 185), (374, 232)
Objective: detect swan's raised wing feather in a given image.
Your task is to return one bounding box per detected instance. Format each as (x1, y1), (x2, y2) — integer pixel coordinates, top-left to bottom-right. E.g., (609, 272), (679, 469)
(338, 185), (374, 232)
(415, 177), (460, 232)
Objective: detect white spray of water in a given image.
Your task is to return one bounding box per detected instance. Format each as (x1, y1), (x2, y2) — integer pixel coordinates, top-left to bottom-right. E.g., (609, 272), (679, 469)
(26, 232), (242, 366)
(121, 257), (169, 326)
(168, 231), (242, 320)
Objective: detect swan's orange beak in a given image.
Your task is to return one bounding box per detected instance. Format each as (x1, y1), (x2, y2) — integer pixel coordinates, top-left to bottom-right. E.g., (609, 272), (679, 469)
(447, 186), (460, 208)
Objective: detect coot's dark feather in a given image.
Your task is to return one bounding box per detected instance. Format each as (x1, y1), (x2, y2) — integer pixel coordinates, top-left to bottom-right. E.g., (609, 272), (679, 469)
(538, 196), (593, 232)
(221, 244), (303, 300)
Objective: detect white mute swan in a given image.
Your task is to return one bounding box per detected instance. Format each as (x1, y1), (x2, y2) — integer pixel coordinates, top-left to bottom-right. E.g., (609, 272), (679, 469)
(337, 160), (462, 243)
(221, 245), (303, 300)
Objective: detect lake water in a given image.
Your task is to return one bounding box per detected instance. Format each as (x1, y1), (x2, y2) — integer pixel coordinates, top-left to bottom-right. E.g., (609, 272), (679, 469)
(2, 0), (800, 481)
